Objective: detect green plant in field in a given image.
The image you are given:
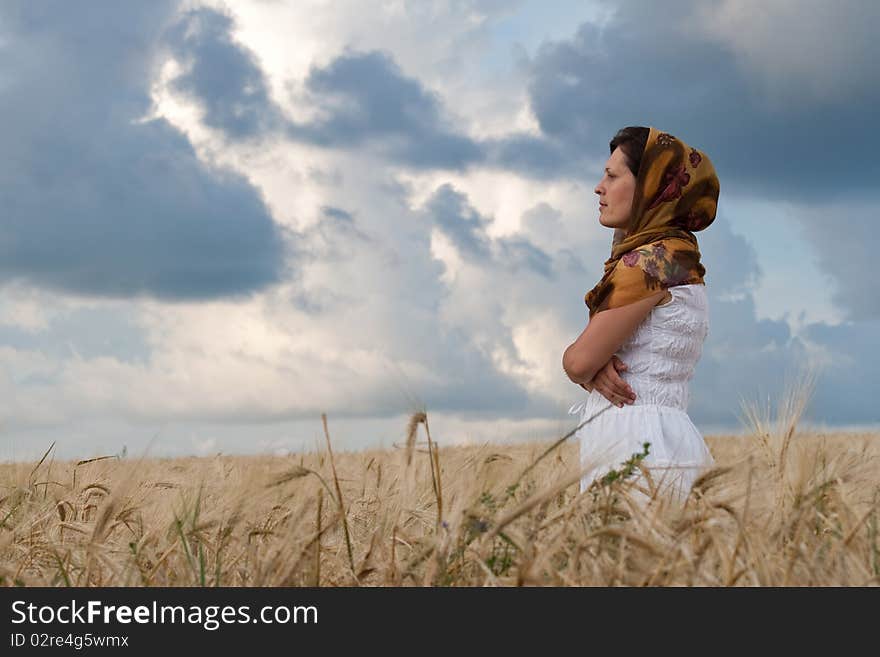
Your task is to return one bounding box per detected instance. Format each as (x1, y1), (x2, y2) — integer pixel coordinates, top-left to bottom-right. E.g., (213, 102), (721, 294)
(598, 442), (651, 487)
(869, 488), (880, 578)
(435, 482), (532, 585)
(478, 491), (496, 512)
(485, 533), (516, 577)
(170, 482), (208, 586)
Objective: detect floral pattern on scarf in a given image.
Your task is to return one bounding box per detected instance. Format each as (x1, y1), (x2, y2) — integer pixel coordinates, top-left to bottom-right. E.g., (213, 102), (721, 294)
(621, 239), (704, 290)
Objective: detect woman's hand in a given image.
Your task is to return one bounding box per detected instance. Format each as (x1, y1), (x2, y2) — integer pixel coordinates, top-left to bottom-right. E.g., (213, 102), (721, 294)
(580, 355), (636, 408)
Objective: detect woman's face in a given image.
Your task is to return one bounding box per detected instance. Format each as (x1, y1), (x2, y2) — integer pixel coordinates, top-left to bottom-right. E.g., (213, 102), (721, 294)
(594, 146), (637, 232)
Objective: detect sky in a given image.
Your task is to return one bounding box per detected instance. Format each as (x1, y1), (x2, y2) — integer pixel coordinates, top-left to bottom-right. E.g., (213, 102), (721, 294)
(1, 0), (878, 461)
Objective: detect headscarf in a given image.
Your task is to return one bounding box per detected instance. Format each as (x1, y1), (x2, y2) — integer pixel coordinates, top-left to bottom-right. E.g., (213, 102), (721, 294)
(584, 127), (719, 319)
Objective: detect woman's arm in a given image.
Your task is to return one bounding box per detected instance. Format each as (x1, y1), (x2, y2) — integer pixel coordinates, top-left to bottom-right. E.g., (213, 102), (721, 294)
(563, 290), (667, 386)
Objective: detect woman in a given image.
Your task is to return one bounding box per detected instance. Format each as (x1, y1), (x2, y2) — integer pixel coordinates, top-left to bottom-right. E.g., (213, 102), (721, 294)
(562, 126), (718, 503)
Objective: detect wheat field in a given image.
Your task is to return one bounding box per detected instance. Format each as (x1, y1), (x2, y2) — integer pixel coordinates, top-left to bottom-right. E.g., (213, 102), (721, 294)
(2, 381), (879, 586)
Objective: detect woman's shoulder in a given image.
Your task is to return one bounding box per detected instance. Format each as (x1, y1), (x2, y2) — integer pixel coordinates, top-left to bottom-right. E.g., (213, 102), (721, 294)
(669, 282), (706, 296)
(656, 284), (708, 319)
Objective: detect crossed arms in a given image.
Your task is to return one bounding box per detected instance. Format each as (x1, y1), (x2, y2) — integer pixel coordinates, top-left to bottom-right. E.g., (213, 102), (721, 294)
(562, 290), (667, 404)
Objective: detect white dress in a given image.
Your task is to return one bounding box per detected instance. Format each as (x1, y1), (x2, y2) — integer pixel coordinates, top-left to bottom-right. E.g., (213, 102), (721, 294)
(568, 283), (715, 502)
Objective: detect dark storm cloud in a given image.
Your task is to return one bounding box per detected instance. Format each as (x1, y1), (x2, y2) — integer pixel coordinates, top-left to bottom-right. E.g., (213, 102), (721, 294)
(157, 7), (587, 176)
(798, 319), (880, 424)
(683, 216), (878, 428)
(293, 49), (592, 175)
(162, 7), (285, 139)
(688, 218), (808, 426)
(291, 50), (486, 169)
(797, 206), (878, 321)
(483, 134), (583, 180)
(423, 183), (554, 278)
(424, 184), (492, 260)
(495, 237), (554, 278)
(152, 2), (880, 197)
(526, 0), (880, 203)
(696, 217), (761, 298)
(292, 48), (589, 176)
(0, 1), (289, 301)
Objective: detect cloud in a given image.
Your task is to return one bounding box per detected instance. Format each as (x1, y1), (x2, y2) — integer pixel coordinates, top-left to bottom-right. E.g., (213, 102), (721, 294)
(681, 215), (878, 429)
(794, 200), (878, 321)
(162, 12), (488, 169)
(160, 6), (592, 177)
(0, 303), (151, 366)
(425, 184), (493, 260)
(291, 50), (485, 169)
(0, 0), (289, 301)
(162, 6), (285, 139)
(1, 0), (875, 460)
(521, 0), (880, 325)
(798, 318), (880, 424)
(525, 0), (880, 203)
(166, 1), (880, 201)
(688, 0), (880, 108)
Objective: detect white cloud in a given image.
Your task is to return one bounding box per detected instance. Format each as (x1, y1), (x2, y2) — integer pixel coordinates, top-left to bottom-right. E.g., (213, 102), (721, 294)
(197, 0), (554, 139)
(0, 283), (54, 333)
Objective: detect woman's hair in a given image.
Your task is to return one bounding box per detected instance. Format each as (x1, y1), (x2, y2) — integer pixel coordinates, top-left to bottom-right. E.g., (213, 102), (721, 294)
(609, 126), (650, 177)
